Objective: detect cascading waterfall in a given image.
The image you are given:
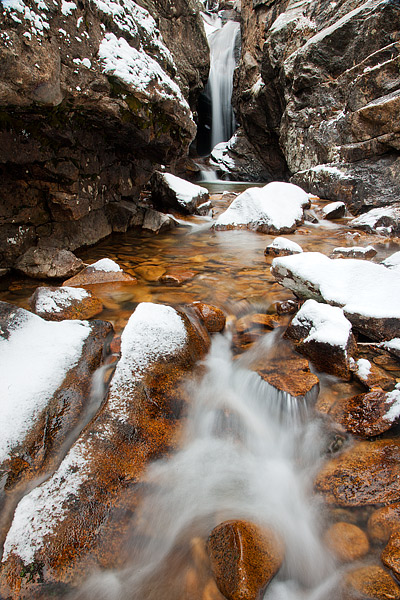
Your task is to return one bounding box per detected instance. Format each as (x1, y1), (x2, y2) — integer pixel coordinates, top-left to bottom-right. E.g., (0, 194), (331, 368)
(76, 330), (339, 600)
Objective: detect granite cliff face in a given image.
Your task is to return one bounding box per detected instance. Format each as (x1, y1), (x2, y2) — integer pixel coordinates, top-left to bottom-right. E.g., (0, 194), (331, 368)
(0, 0), (209, 268)
(234, 0), (400, 210)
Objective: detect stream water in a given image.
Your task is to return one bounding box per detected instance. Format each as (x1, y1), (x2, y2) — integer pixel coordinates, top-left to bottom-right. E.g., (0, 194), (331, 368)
(2, 184), (400, 598)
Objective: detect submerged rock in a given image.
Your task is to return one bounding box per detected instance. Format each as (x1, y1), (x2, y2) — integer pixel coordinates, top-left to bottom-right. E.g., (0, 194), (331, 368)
(15, 248), (84, 280)
(0, 302), (209, 597)
(63, 258), (137, 286)
(324, 522), (369, 562)
(207, 520), (284, 600)
(285, 299), (356, 380)
(214, 182), (309, 234)
(271, 252), (400, 341)
(150, 171), (209, 215)
(30, 286), (103, 320)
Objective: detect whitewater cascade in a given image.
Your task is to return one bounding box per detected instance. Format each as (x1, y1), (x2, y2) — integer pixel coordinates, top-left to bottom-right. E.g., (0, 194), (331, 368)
(77, 331), (338, 600)
(205, 18), (240, 150)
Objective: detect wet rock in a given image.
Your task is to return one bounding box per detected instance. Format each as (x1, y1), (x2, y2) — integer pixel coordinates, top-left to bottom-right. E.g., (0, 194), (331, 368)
(324, 522), (369, 562)
(191, 302), (226, 333)
(29, 286), (103, 321)
(150, 171), (209, 215)
(0, 303), (209, 597)
(232, 313), (283, 353)
(350, 205), (400, 237)
(160, 268), (197, 286)
(142, 209), (179, 234)
(285, 299), (356, 380)
(342, 565), (400, 600)
(331, 246), (377, 259)
(15, 248), (84, 280)
(382, 531), (400, 581)
(315, 439), (400, 507)
(264, 237), (303, 257)
(213, 182), (309, 234)
(321, 202), (346, 221)
(134, 264), (166, 282)
(275, 299), (300, 315)
(329, 390), (400, 437)
(63, 259), (137, 287)
(351, 357), (395, 391)
(271, 252), (400, 341)
(368, 504), (400, 545)
(207, 520), (284, 600)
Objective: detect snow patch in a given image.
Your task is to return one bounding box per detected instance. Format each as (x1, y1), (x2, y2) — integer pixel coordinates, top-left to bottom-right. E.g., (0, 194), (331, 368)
(61, 0), (76, 14)
(266, 237), (303, 253)
(34, 287), (90, 314)
(384, 384), (400, 423)
(162, 173), (208, 208)
(291, 299), (352, 348)
(356, 358), (371, 379)
(89, 258), (122, 273)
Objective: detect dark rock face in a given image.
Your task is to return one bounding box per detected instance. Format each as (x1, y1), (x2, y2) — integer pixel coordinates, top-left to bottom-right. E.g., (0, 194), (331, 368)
(235, 0), (400, 209)
(0, 0), (209, 268)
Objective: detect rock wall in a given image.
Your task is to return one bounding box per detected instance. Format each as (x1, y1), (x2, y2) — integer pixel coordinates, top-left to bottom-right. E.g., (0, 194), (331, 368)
(234, 0), (400, 211)
(0, 0), (209, 268)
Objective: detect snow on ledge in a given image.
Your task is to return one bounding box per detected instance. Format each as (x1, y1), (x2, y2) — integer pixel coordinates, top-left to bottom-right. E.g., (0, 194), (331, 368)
(89, 258), (122, 272)
(0, 307), (90, 464)
(291, 299), (352, 348)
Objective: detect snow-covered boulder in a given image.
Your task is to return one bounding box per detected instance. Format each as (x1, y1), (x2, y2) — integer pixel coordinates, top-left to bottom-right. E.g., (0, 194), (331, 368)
(331, 246), (377, 259)
(213, 182), (310, 234)
(0, 301), (112, 491)
(350, 205), (400, 237)
(151, 171), (209, 215)
(29, 286), (103, 320)
(0, 302), (209, 596)
(321, 202), (346, 220)
(285, 299), (356, 379)
(63, 258), (137, 286)
(264, 237), (303, 257)
(271, 252), (400, 341)
(382, 251), (400, 272)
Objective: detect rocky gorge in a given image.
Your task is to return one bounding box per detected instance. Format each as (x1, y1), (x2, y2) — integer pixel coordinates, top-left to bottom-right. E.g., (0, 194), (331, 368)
(1, 0), (400, 598)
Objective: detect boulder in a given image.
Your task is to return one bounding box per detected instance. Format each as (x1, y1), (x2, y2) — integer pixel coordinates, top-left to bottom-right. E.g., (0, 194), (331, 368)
(29, 286), (103, 320)
(207, 520), (284, 600)
(328, 388), (400, 438)
(0, 302), (210, 597)
(285, 299), (356, 380)
(63, 258), (137, 286)
(382, 531), (400, 581)
(271, 252), (400, 341)
(315, 439), (400, 507)
(342, 565), (400, 600)
(324, 522), (369, 562)
(142, 208), (179, 233)
(331, 246), (377, 259)
(150, 171), (209, 215)
(321, 202), (346, 220)
(14, 248), (84, 279)
(264, 236), (303, 257)
(351, 356), (395, 391)
(368, 504), (400, 545)
(350, 205), (400, 237)
(232, 313), (283, 353)
(0, 0), (209, 267)
(213, 182), (309, 234)
(191, 302), (226, 333)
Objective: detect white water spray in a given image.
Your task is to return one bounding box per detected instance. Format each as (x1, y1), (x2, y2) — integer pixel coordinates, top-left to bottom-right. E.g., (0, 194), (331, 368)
(76, 331), (338, 600)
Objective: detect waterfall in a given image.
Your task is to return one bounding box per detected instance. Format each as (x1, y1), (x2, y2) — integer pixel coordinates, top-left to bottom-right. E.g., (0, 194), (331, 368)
(76, 332), (338, 600)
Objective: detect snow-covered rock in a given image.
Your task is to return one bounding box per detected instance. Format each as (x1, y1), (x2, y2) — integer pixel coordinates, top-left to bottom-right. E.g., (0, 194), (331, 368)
(264, 236), (303, 257)
(331, 246), (377, 259)
(63, 258), (137, 286)
(29, 286), (103, 320)
(382, 251), (400, 272)
(321, 201), (346, 220)
(213, 182), (310, 234)
(271, 252), (400, 341)
(285, 299), (355, 379)
(150, 171), (209, 215)
(350, 205), (400, 237)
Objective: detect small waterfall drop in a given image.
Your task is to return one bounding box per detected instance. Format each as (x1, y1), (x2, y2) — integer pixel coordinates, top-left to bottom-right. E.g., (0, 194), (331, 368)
(76, 331), (338, 600)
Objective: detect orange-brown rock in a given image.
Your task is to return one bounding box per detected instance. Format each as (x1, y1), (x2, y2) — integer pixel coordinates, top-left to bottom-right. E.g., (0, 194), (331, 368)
(191, 302), (226, 333)
(368, 504), (400, 544)
(275, 300), (300, 315)
(63, 259), (137, 287)
(249, 341), (319, 400)
(232, 313), (285, 354)
(29, 286), (103, 321)
(342, 565), (400, 600)
(0, 303), (210, 598)
(160, 269), (197, 286)
(134, 264), (166, 281)
(324, 522), (369, 562)
(382, 530), (400, 580)
(315, 439), (400, 507)
(207, 520), (284, 600)
(327, 390), (400, 438)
